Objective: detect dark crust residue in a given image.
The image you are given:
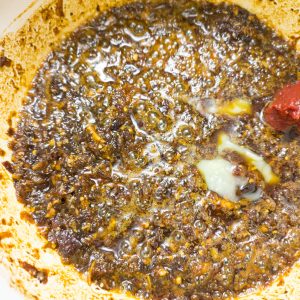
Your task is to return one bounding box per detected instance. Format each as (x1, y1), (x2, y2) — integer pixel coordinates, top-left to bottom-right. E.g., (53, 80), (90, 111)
(2, 161), (14, 174)
(0, 149), (6, 156)
(0, 56), (12, 68)
(19, 261), (48, 284)
(11, 1), (300, 299)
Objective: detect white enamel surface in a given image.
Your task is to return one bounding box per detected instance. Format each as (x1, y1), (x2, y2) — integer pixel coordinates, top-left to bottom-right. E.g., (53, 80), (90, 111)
(0, 0), (34, 35)
(0, 264), (24, 299)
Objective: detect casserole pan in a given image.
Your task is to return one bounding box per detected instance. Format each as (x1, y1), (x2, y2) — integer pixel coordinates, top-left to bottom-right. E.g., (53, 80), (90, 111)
(0, 0), (299, 299)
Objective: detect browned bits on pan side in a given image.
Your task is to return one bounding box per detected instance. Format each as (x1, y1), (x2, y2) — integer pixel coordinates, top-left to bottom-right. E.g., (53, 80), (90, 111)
(56, 0), (65, 17)
(0, 56), (12, 68)
(6, 127), (15, 137)
(19, 261), (48, 284)
(0, 231), (13, 240)
(20, 211), (35, 224)
(2, 161), (14, 173)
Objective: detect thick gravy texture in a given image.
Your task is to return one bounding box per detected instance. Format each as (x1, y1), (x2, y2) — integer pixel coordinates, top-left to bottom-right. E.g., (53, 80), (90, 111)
(10, 1), (300, 299)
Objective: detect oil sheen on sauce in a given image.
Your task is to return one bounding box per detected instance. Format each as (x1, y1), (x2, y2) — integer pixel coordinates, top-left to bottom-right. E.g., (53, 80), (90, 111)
(11, 1), (300, 299)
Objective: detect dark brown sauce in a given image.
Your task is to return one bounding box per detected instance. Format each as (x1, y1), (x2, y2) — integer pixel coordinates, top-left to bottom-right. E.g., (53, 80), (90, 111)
(11, 1), (300, 299)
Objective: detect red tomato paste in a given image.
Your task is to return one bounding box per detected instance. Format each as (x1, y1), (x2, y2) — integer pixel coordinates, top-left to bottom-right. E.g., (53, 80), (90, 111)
(264, 81), (300, 131)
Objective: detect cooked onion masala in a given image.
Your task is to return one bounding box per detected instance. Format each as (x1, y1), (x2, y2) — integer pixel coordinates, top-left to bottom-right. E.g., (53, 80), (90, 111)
(10, 1), (300, 299)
